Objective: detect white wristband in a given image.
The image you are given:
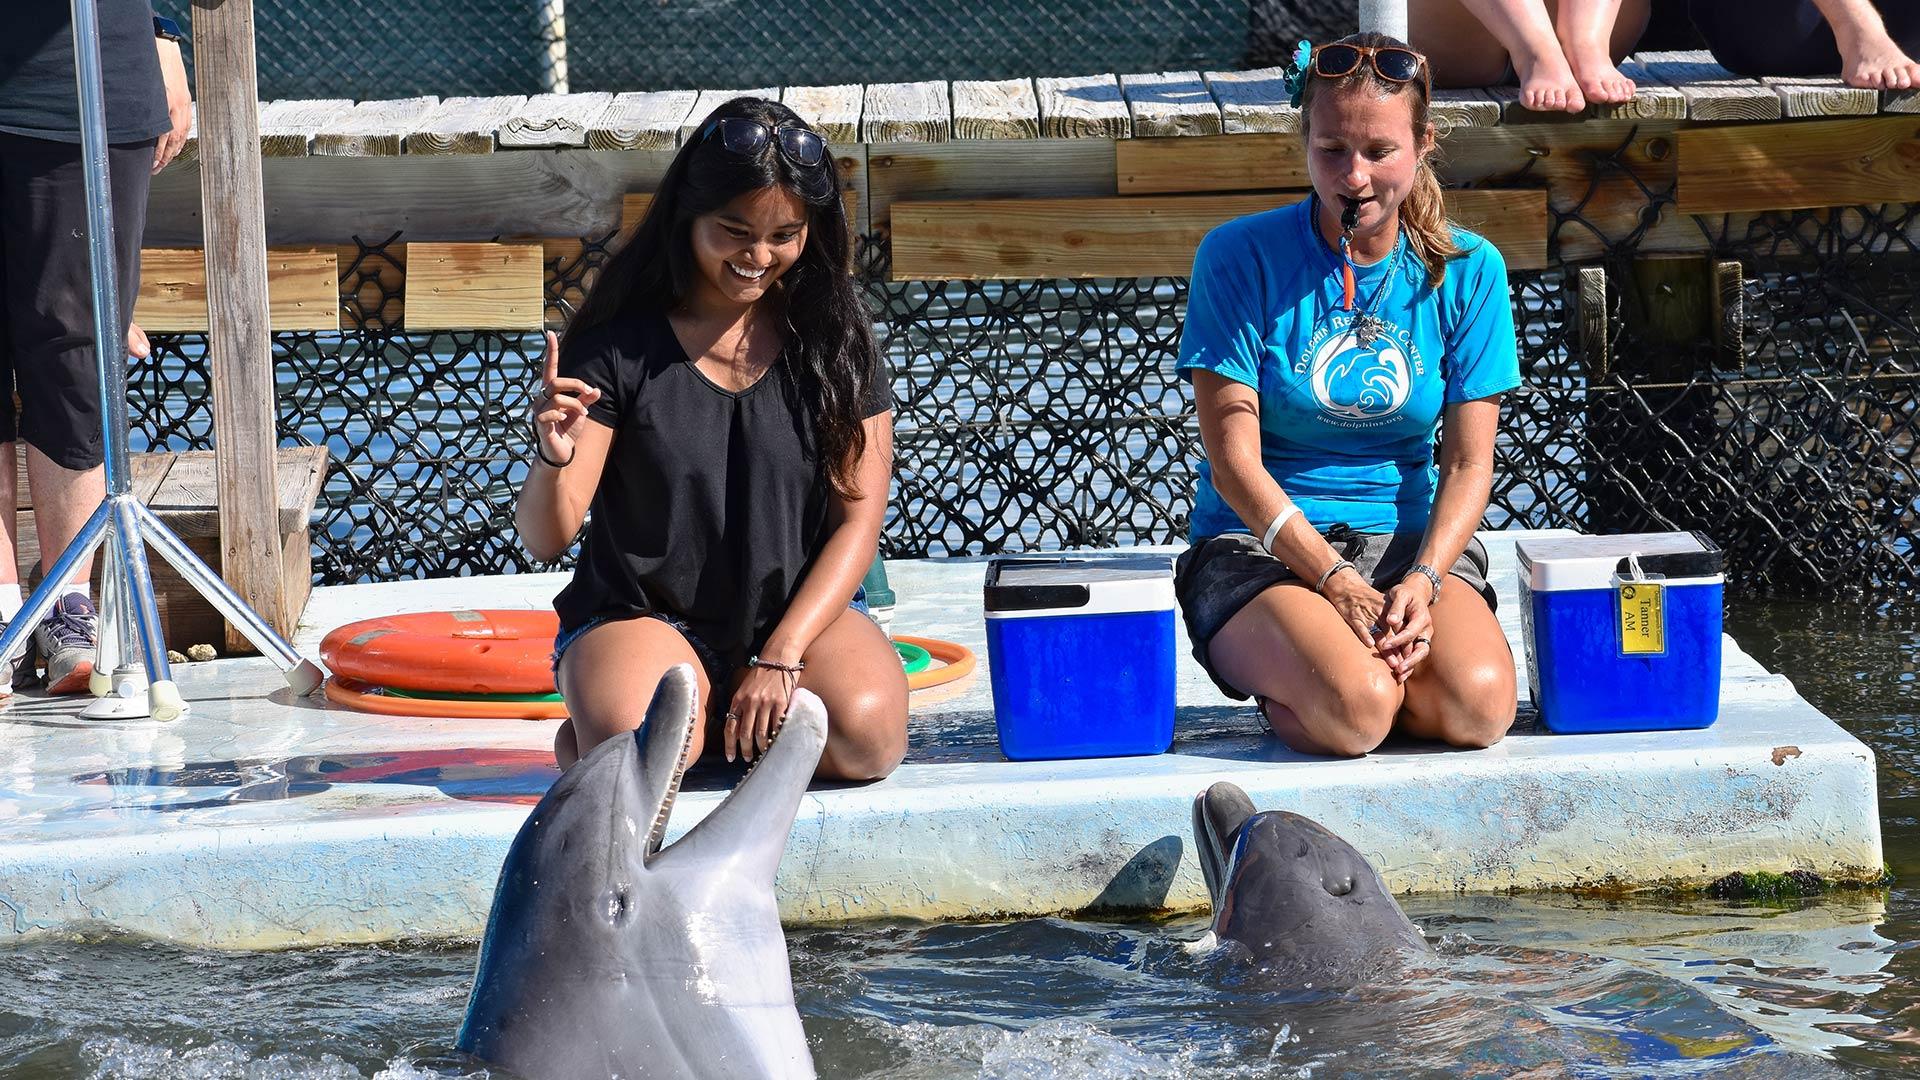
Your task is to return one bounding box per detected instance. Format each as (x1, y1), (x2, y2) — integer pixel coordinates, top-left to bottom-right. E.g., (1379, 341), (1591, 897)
(1260, 504), (1301, 554)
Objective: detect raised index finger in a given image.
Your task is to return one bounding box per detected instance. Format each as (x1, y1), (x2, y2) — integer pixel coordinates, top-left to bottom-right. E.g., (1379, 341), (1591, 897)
(542, 330), (560, 386)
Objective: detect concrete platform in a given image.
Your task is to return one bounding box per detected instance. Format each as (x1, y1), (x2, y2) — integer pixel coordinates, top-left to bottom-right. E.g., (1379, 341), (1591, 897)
(0, 531), (1883, 948)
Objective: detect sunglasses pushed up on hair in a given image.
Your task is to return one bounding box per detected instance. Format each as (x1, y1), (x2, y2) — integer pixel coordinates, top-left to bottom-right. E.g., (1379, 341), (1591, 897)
(700, 116), (828, 168)
(1312, 43), (1426, 86)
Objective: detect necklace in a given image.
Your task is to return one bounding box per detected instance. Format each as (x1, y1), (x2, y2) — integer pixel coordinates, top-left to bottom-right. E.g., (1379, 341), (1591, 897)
(1314, 194), (1405, 348)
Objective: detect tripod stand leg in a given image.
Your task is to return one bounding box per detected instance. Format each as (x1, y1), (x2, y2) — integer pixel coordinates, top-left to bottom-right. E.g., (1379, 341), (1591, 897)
(111, 499), (182, 721)
(0, 500), (111, 675)
(133, 500), (325, 695)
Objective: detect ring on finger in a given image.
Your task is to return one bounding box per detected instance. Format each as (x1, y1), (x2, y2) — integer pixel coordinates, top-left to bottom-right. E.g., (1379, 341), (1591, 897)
(1414, 636), (1431, 645)
(723, 711), (739, 723)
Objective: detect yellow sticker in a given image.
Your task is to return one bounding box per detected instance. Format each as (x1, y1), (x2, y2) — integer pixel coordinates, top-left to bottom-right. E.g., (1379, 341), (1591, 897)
(1618, 582), (1666, 656)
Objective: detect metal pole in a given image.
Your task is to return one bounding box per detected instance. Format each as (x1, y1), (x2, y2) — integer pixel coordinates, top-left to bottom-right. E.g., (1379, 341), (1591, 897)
(68, 0), (132, 501)
(537, 0), (568, 94)
(1358, 0), (1410, 40)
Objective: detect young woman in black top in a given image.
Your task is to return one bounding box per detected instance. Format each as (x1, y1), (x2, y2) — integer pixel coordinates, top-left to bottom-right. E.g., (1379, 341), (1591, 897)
(517, 97), (906, 780)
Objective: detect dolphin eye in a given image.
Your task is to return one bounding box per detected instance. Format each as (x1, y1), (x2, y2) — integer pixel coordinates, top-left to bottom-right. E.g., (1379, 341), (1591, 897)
(1325, 874), (1355, 897)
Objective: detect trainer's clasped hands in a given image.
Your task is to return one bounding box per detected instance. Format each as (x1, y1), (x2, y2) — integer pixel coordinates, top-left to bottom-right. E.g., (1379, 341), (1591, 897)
(530, 330), (601, 468)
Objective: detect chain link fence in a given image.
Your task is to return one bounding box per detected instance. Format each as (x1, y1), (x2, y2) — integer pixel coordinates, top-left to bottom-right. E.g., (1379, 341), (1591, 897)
(151, 1), (1350, 99)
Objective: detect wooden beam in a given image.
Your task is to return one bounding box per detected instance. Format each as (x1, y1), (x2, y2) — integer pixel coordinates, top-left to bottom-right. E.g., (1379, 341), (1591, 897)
(312, 96), (437, 157)
(1429, 89), (1502, 127)
(1677, 116), (1920, 213)
(951, 79), (1039, 139)
(190, 0), (293, 643)
(1119, 71), (1223, 137)
(1576, 266), (1609, 381)
(1203, 68), (1298, 133)
(134, 248), (339, 332)
(866, 139), (1116, 230)
(499, 91), (615, 148)
(402, 242), (546, 330)
(1635, 50), (1781, 121)
(1036, 74), (1130, 139)
(1887, 88), (1920, 115)
(1762, 77), (1878, 119)
(406, 95), (526, 155)
(257, 98), (351, 156)
(781, 85), (863, 146)
(1115, 134), (1302, 195)
(889, 188), (1547, 280)
(862, 81), (950, 143)
(587, 91), (697, 151)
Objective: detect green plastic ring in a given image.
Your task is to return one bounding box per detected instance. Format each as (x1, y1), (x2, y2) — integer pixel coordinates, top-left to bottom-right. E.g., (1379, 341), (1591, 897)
(381, 686), (566, 703)
(893, 639), (931, 674)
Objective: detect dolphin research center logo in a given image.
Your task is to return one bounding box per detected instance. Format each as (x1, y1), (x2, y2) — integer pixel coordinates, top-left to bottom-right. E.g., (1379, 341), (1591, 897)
(1297, 316), (1426, 429)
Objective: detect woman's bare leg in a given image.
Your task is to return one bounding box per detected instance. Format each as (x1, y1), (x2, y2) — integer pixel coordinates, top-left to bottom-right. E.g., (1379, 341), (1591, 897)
(796, 607), (908, 781)
(1556, 0), (1650, 104)
(553, 617), (713, 770)
(1815, 0), (1920, 89)
(1396, 586), (1518, 748)
(1411, 0), (1587, 111)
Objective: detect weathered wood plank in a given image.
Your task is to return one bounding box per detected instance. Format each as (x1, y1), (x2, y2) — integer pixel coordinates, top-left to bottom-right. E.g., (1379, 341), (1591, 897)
(1762, 76), (1878, 118)
(862, 81), (951, 143)
(403, 242), (546, 330)
(149, 447), (329, 538)
(889, 188), (1547, 280)
(867, 139), (1116, 229)
(781, 84), (862, 146)
(1036, 74), (1130, 139)
(587, 91), (698, 151)
(406, 95), (527, 155)
(1488, 68), (1686, 123)
(191, 0), (293, 644)
(678, 89), (778, 145)
(1115, 134), (1303, 194)
(146, 150), (680, 247)
(1119, 71), (1223, 137)
(950, 79), (1039, 139)
(1635, 50), (1781, 121)
(1429, 88), (1502, 127)
(134, 248), (339, 332)
(499, 91), (615, 148)
(312, 96), (438, 157)
(1677, 115), (1920, 213)
(258, 98), (352, 157)
(1887, 88), (1920, 114)
(1203, 68), (1299, 134)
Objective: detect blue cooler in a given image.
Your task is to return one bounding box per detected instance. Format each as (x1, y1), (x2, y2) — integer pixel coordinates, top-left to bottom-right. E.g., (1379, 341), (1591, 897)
(1516, 532), (1725, 734)
(984, 554), (1176, 760)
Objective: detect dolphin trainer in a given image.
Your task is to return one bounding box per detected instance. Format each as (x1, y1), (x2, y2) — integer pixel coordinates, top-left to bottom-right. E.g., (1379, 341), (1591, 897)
(458, 663), (824, 1080)
(1191, 781), (1431, 978)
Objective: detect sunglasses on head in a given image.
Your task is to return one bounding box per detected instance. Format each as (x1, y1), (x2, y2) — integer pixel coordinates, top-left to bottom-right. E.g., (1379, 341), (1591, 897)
(700, 116), (828, 168)
(1312, 44), (1426, 86)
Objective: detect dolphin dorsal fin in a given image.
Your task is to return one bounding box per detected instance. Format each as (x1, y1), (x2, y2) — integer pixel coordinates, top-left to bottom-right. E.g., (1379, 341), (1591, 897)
(658, 687), (829, 883)
(636, 664), (702, 858)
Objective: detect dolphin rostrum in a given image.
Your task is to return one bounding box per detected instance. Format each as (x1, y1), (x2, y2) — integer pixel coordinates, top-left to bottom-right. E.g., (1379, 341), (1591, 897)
(1191, 781), (1431, 978)
(458, 663), (825, 1079)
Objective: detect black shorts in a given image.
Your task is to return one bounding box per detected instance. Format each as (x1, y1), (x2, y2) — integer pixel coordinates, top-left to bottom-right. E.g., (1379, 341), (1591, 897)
(0, 132), (155, 470)
(1174, 529), (1497, 701)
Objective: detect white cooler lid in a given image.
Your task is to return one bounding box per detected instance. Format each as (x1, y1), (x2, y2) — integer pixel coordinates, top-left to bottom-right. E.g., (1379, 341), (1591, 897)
(985, 554), (1175, 618)
(1516, 531), (1725, 591)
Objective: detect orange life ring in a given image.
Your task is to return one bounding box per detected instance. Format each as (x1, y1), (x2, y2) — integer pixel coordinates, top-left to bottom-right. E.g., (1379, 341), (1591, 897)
(321, 609), (559, 696)
(893, 635), (976, 691)
(324, 675), (569, 720)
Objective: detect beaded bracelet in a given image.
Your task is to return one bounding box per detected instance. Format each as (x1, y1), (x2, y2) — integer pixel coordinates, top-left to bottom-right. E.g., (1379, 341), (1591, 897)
(749, 656), (806, 675)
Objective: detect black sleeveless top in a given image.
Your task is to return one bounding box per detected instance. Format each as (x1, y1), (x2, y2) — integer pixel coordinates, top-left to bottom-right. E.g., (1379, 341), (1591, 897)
(551, 309), (892, 671)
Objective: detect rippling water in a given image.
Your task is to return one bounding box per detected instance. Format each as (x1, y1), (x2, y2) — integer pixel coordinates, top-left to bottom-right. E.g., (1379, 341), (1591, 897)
(1, 596), (1915, 1079)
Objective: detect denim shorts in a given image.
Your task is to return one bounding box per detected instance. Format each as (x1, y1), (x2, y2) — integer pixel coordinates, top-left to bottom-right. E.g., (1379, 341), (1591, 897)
(551, 586), (872, 687)
(1174, 530), (1494, 701)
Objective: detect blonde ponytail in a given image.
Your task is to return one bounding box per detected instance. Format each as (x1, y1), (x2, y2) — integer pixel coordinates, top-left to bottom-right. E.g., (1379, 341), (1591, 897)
(1400, 159), (1458, 289)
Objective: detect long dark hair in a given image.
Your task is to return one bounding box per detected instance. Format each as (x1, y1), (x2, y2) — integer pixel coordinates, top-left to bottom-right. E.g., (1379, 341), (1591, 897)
(1299, 32), (1458, 289)
(564, 96), (877, 499)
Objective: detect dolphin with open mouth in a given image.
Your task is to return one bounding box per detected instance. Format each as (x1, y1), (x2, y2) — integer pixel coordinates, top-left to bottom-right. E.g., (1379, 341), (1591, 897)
(458, 663), (824, 1079)
(1191, 781), (1432, 979)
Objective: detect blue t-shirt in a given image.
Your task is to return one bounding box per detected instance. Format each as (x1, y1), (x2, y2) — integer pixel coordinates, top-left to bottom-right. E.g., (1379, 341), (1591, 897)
(1179, 200), (1520, 538)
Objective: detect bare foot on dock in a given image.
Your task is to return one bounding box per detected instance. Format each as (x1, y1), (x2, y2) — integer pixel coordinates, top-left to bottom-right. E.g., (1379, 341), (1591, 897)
(1837, 31), (1920, 90)
(1515, 44), (1587, 112)
(1557, 0), (1636, 104)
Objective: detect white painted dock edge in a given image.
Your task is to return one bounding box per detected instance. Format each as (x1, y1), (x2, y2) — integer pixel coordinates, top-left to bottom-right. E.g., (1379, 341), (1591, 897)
(0, 531), (1882, 948)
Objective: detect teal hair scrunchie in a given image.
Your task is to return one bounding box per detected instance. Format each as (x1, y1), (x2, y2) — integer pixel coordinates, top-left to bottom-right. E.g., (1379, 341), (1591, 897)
(1282, 39), (1313, 109)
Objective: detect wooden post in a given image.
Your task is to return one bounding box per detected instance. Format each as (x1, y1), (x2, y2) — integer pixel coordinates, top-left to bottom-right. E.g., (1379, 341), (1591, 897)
(191, 0), (290, 648)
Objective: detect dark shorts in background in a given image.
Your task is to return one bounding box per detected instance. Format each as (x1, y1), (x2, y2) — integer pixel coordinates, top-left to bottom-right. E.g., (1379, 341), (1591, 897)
(1174, 530), (1496, 701)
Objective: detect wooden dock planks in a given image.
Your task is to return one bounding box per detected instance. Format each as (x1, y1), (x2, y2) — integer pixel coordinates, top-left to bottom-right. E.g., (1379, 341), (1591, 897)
(1115, 134), (1303, 195)
(586, 91), (697, 151)
(889, 188), (1546, 280)
(1677, 115), (1920, 213)
(1035, 74), (1130, 139)
(951, 79), (1040, 139)
(134, 248), (339, 332)
(1636, 51), (1781, 121)
(862, 81), (951, 143)
(678, 89), (779, 145)
(312, 97), (437, 157)
(407, 96), (526, 154)
(782, 85), (863, 146)
(499, 91), (615, 148)
(1119, 72), (1223, 137)
(1201, 68), (1298, 134)
(402, 242), (545, 329)
(258, 98), (352, 157)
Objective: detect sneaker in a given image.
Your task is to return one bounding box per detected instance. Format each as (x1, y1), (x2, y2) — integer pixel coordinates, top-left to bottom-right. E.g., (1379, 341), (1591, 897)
(34, 594), (97, 696)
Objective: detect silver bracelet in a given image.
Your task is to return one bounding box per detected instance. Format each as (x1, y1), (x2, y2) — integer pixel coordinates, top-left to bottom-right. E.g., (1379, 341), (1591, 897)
(1404, 563), (1443, 604)
(1314, 559), (1355, 594)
